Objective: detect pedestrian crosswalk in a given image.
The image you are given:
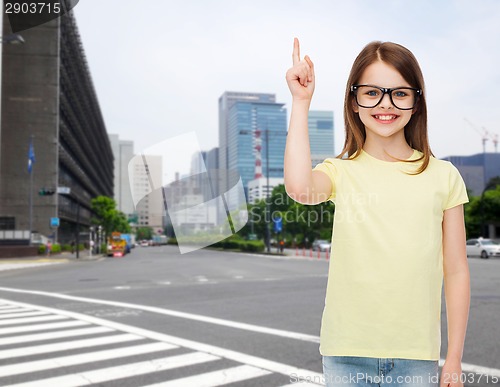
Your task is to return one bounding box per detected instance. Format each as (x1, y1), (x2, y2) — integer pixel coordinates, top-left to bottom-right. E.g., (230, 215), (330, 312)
(0, 299), (324, 386)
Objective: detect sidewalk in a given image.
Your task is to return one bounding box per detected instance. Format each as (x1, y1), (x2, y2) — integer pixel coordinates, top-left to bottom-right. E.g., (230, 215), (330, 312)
(0, 250), (104, 263)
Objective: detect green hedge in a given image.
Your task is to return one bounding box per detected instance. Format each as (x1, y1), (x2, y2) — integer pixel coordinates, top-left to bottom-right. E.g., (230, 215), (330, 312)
(38, 243), (61, 255)
(240, 240), (265, 252)
(210, 237), (264, 253)
(167, 237), (177, 245)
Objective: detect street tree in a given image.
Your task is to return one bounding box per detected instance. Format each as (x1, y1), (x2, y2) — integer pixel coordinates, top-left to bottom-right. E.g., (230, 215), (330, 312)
(91, 196), (131, 237)
(136, 227), (153, 241)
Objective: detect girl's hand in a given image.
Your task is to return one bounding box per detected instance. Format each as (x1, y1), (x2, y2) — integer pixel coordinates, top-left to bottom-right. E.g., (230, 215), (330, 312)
(285, 38), (315, 101)
(440, 360), (464, 387)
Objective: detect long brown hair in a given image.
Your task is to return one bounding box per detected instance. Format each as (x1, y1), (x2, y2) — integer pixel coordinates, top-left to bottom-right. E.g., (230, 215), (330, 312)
(339, 41), (433, 174)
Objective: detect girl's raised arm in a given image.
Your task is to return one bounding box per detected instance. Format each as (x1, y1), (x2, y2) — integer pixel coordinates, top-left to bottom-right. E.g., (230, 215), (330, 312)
(284, 38), (333, 205)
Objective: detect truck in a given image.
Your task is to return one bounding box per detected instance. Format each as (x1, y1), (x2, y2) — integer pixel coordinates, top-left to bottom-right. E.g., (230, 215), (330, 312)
(107, 232), (127, 257)
(152, 235), (168, 246)
(120, 234), (135, 253)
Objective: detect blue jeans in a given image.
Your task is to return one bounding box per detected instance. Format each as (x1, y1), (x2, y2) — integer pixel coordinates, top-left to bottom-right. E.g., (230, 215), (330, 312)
(322, 356), (439, 386)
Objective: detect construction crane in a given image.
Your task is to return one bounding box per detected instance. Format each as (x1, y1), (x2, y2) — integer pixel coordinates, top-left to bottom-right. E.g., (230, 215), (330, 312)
(464, 118), (498, 153)
(483, 126), (498, 153)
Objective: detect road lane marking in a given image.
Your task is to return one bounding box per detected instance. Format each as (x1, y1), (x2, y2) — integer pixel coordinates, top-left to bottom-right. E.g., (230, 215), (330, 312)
(5, 352), (221, 387)
(142, 364), (272, 386)
(0, 320), (88, 335)
(0, 287), (320, 343)
(0, 342), (178, 377)
(0, 314), (66, 326)
(0, 311), (48, 319)
(0, 298), (325, 385)
(0, 326), (113, 346)
(0, 306), (23, 311)
(0, 333), (142, 360)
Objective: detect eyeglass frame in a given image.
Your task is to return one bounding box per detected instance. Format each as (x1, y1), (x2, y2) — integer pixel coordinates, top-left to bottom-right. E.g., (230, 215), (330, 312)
(350, 84), (422, 111)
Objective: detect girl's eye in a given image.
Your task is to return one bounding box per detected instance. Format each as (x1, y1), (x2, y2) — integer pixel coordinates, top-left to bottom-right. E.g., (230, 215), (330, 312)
(365, 89), (380, 97)
(393, 90), (409, 98)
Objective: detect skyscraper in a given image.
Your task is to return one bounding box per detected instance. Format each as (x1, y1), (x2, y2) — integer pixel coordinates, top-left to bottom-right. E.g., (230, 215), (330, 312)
(309, 110), (335, 167)
(218, 91), (287, 199)
(108, 134), (134, 217)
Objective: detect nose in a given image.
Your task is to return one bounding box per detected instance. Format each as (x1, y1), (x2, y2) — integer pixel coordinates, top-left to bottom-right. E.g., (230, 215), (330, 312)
(379, 91), (394, 109)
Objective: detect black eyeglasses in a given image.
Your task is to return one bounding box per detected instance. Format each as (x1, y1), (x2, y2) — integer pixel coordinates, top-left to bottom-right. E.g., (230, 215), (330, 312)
(351, 84), (422, 110)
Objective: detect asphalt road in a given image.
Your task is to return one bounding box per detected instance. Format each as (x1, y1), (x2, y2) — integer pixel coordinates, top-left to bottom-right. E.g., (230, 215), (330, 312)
(0, 246), (497, 386)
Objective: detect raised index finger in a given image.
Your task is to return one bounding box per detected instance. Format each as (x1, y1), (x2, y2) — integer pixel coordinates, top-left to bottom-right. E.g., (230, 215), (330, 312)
(292, 37), (300, 65)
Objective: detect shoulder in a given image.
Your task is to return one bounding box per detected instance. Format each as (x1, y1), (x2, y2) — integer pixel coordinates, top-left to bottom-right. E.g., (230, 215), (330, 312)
(426, 155), (461, 175)
(313, 155), (356, 174)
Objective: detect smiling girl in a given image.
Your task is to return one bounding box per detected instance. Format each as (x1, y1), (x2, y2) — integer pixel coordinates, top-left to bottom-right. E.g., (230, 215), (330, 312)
(284, 39), (470, 387)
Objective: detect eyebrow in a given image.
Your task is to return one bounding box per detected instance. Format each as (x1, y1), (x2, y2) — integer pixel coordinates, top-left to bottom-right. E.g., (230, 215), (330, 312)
(356, 84), (414, 89)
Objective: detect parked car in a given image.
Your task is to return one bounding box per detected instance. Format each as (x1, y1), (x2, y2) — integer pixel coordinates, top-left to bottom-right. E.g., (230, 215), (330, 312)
(466, 238), (500, 259)
(312, 239), (331, 252)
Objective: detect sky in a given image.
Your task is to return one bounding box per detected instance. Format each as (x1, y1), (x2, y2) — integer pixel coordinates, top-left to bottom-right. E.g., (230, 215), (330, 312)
(71, 0), (500, 182)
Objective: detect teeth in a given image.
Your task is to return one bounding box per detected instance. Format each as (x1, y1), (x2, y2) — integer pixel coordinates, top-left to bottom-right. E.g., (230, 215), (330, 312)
(375, 115), (397, 121)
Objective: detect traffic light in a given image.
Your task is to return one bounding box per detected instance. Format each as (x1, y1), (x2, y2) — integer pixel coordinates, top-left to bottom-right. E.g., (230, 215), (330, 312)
(38, 187), (55, 196)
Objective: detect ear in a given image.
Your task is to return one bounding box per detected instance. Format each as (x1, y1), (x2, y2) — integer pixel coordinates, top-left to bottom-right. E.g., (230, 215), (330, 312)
(351, 98), (359, 113)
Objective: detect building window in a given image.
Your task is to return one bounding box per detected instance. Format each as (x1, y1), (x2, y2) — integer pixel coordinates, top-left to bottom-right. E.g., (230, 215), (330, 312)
(0, 217), (15, 230)
(317, 120), (333, 130)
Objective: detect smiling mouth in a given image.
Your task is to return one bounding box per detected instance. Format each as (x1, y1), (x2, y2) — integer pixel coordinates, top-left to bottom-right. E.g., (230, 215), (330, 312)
(373, 114), (399, 121)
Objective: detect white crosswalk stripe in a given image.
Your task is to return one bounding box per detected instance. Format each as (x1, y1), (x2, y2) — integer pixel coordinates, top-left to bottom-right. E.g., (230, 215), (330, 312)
(0, 320), (88, 335)
(0, 333), (142, 359)
(0, 308), (30, 314)
(0, 314), (67, 326)
(6, 353), (222, 387)
(0, 311), (49, 319)
(0, 342), (178, 377)
(0, 299), (324, 386)
(0, 326), (113, 346)
(0, 306), (23, 312)
(142, 364), (272, 386)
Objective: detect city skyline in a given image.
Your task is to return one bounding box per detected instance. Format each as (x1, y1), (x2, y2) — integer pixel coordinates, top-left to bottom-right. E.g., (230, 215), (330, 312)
(71, 1), (500, 167)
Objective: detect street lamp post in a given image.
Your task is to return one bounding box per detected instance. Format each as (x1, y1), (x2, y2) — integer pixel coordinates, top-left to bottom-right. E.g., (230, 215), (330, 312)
(264, 129), (271, 254)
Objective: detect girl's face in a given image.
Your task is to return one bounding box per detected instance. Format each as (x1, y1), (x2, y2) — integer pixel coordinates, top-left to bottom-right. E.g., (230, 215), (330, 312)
(353, 60), (414, 141)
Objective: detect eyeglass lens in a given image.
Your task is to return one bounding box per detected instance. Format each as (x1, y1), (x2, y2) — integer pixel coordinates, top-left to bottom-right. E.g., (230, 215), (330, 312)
(355, 86), (417, 110)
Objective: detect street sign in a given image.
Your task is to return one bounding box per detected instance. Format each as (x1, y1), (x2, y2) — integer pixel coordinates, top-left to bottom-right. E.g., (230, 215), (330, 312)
(273, 217), (282, 233)
(57, 187), (71, 194)
(50, 217), (60, 228)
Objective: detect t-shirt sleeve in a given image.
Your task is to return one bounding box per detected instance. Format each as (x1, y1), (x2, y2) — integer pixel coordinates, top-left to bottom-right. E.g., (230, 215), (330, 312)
(444, 163), (469, 210)
(312, 158), (338, 202)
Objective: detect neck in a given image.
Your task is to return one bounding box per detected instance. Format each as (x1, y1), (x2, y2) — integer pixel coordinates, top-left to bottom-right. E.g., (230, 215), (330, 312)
(363, 132), (413, 161)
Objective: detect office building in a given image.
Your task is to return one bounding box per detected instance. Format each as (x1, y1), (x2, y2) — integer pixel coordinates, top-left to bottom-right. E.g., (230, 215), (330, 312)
(218, 91), (287, 199)
(108, 134), (134, 217)
(0, 12), (113, 244)
(129, 155), (164, 232)
(247, 177), (284, 204)
(309, 110), (335, 167)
